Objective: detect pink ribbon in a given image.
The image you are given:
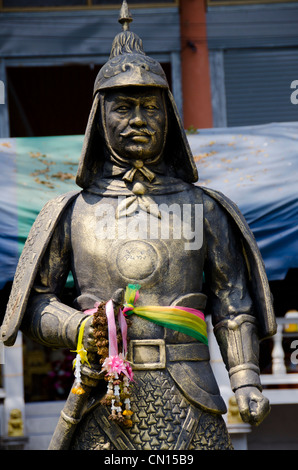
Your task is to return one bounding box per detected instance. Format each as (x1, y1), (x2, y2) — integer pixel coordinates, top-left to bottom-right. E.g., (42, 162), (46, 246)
(103, 300), (132, 381)
(84, 302), (100, 315)
(118, 309), (128, 355)
(105, 299), (118, 357)
(105, 300), (128, 357)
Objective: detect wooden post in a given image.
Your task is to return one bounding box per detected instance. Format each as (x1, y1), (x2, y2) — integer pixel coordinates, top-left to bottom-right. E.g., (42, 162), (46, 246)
(180, 0), (213, 130)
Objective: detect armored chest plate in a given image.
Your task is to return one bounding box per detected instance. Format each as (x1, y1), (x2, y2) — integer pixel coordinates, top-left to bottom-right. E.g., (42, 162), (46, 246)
(70, 190), (205, 306)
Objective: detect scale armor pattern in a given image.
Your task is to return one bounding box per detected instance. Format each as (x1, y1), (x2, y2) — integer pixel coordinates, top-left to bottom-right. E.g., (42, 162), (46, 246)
(70, 370), (233, 450)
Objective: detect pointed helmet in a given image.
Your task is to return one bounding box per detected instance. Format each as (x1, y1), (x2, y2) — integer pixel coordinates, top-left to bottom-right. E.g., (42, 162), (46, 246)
(76, 0), (198, 188)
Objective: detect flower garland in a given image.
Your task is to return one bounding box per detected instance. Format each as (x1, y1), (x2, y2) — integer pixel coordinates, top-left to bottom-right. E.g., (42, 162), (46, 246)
(99, 299), (134, 427)
(71, 297), (134, 428)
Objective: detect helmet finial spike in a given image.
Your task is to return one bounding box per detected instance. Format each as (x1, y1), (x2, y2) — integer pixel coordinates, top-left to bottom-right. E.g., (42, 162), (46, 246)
(119, 0), (133, 32)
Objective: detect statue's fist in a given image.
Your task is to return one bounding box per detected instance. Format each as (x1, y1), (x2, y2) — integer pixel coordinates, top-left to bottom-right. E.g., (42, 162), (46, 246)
(82, 315), (98, 353)
(235, 386), (270, 426)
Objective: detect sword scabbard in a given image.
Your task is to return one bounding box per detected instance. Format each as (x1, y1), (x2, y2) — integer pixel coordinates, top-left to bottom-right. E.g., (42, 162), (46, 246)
(48, 364), (102, 450)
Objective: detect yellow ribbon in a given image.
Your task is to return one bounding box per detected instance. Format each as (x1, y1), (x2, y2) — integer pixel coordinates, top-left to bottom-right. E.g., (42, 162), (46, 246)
(72, 317), (91, 368)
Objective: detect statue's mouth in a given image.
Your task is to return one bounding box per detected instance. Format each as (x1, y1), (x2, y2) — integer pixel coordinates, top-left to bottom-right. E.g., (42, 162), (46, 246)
(120, 129), (156, 139)
(131, 134), (150, 143)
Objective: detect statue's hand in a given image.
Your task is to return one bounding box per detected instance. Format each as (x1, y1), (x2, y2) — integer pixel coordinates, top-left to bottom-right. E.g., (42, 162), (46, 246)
(82, 315), (98, 353)
(235, 386), (270, 426)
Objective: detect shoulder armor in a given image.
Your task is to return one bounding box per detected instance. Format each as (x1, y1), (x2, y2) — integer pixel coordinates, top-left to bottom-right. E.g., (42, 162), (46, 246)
(201, 186), (276, 340)
(1, 190), (80, 346)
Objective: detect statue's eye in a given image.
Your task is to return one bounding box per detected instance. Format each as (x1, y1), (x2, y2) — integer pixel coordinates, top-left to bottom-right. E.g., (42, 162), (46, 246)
(116, 105), (130, 112)
(145, 105), (158, 111)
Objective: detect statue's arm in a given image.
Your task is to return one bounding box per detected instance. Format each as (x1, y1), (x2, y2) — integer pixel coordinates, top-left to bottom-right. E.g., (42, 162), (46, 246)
(203, 194), (269, 424)
(21, 210), (94, 352)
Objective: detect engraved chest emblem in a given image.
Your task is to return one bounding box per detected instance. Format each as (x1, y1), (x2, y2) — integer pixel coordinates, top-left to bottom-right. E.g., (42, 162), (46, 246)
(116, 240), (159, 280)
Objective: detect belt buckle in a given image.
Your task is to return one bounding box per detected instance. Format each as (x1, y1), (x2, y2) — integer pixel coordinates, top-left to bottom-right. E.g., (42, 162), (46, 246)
(128, 339), (166, 370)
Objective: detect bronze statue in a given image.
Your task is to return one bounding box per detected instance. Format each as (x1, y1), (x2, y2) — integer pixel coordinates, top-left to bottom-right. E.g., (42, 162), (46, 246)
(1, 1), (276, 451)
(7, 409), (24, 437)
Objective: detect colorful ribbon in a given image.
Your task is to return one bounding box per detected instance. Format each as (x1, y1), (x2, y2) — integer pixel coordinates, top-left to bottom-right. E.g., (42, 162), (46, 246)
(71, 316), (91, 394)
(123, 284), (208, 345)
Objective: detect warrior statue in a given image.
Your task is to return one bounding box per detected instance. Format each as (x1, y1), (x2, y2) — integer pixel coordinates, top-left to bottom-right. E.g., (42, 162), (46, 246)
(1, 1), (276, 451)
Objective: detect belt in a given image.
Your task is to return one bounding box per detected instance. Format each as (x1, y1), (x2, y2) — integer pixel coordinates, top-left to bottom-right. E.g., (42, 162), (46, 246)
(128, 338), (210, 370)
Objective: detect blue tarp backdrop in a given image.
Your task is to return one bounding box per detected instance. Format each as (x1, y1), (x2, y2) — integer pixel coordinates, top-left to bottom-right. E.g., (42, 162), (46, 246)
(188, 122), (298, 282)
(0, 122), (297, 289)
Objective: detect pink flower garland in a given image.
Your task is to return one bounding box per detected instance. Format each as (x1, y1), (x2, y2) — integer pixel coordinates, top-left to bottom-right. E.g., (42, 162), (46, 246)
(101, 353), (134, 381)
(100, 299), (134, 426)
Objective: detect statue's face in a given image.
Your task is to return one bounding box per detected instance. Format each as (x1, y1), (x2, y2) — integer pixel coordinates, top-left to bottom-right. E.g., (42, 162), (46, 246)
(103, 87), (167, 161)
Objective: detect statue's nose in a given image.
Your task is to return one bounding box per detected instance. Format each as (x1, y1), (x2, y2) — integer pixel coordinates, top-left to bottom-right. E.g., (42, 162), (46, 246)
(129, 106), (146, 127)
